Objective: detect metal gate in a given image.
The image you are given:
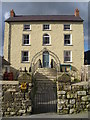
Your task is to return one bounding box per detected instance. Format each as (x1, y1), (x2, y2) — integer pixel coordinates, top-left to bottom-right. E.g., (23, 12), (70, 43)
(32, 81), (57, 114)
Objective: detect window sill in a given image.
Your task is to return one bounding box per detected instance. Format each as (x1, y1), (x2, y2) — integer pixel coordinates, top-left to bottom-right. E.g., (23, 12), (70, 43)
(63, 30), (72, 31)
(21, 61), (30, 63)
(64, 61), (73, 63)
(42, 44), (51, 46)
(22, 44), (31, 46)
(23, 30), (31, 31)
(64, 44), (73, 46)
(43, 29), (51, 31)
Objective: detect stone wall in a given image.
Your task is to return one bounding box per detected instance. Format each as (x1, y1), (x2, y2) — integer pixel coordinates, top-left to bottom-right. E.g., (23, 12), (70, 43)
(57, 81), (90, 114)
(1, 81), (32, 117)
(1, 80), (90, 117)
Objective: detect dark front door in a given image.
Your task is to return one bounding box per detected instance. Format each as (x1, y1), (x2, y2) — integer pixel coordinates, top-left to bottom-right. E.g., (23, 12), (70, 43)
(43, 51), (49, 67)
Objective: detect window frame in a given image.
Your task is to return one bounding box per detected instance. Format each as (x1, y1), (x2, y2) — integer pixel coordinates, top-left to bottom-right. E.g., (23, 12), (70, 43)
(43, 24), (51, 31)
(22, 34), (30, 46)
(23, 24), (31, 31)
(64, 24), (71, 31)
(43, 33), (51, 45)
(64, 50), (72, 62)
(64, 34), (72, 46)
(21, 51), (29, 62)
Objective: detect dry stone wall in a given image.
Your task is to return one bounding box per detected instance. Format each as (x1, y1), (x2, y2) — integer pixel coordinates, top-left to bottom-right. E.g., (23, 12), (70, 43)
(57, 81), (90, 114)
(1, 81), (32, 117)
(0, 80), (90, 117)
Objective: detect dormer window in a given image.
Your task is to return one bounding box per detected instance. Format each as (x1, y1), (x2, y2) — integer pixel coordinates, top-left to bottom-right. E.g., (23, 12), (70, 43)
(24, 24), (31, 30)
(43, 24), (50, 30)
(64, 24), (71, 31)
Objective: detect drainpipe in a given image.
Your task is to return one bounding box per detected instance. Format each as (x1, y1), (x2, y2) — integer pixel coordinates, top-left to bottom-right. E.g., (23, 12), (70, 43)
(8, 23), (11, 63)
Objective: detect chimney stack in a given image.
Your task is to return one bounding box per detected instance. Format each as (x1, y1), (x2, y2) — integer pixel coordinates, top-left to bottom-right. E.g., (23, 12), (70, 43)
(10, 9), (15, 17)
(74, 8), (79, 17)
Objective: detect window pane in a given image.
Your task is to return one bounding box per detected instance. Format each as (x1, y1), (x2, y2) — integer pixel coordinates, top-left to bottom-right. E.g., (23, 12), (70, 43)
(43, 36), (49, 44)
(64, 51), (71, 62)
(43, 24), (50, 30)
(64, 35), (70, 45)
(23, 35), (29, 45)
(64, 35), (70, 40)
(22, 51), (29, 62)
(64, 25), (70, 30)
(65, 40), (70, 44)
(24, 25), (30, 30)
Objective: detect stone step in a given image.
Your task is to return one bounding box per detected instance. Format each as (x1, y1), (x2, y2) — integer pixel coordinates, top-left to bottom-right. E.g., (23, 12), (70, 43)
(37, 71), (57, 74)
(35, 72), (57, 75)
(36, 78), (55, 81)
(35, 79), (56, 83)
(37, 68), (57, 72)
(35, 75), (57, 79)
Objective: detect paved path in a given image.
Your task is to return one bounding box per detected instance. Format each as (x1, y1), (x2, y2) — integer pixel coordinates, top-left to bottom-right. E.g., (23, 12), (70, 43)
(1, 111), (89, 119)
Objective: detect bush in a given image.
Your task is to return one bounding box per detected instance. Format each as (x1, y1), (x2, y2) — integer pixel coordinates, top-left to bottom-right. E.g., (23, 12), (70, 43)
(58, 73), (71, 82)
(74, 78), (81, 83)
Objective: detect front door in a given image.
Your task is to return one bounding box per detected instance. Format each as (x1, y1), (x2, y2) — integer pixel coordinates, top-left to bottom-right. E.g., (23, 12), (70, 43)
(43, 51), (49, 67)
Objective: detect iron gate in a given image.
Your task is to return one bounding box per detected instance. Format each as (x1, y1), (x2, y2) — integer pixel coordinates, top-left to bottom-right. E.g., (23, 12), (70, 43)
(32, 81), (57, 114)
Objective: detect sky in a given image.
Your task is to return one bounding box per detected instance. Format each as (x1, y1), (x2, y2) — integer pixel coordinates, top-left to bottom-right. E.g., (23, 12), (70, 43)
(0, 2), (89, 56)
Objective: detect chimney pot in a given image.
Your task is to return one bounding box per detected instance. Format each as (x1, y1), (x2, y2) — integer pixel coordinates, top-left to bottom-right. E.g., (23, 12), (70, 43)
(75, 8), (79, 17)
(10, 9), (15, 17)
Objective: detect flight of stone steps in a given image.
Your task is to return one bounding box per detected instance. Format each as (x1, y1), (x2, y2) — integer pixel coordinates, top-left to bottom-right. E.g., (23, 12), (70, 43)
(34, 68), (57, 81)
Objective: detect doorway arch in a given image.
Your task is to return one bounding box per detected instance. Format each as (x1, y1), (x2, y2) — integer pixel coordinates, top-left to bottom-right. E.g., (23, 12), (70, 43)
(30, 48), (61, 73)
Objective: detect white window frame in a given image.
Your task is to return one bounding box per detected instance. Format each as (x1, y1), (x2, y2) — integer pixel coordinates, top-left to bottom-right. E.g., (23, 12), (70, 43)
(22, 34), (30, 45)
(43, 33), (51, 45)
(43, 24), (51, 31)
(64, 24), (71, 31)
(21, 51), (29, 62)
(64, 51), (72, 62)
(64, 34), (72, 46)
(23, 24), (31, 31)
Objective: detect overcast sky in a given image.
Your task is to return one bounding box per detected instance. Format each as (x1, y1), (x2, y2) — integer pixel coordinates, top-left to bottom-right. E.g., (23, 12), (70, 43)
(0, 2), (89, 56)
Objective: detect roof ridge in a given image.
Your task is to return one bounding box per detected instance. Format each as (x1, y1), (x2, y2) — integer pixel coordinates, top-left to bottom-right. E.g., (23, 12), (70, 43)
(5, 15), (84, 22)
(15, 14), (75, 17)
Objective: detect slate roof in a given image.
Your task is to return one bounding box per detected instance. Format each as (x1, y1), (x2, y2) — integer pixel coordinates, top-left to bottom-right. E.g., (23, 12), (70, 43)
(0, 56), (10, 66)
(5, 15), (84, 22)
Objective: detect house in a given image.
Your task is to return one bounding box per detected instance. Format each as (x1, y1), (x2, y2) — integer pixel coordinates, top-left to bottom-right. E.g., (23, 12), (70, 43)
(0, 56), (10, 79)
(3, 9), (84, 79)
